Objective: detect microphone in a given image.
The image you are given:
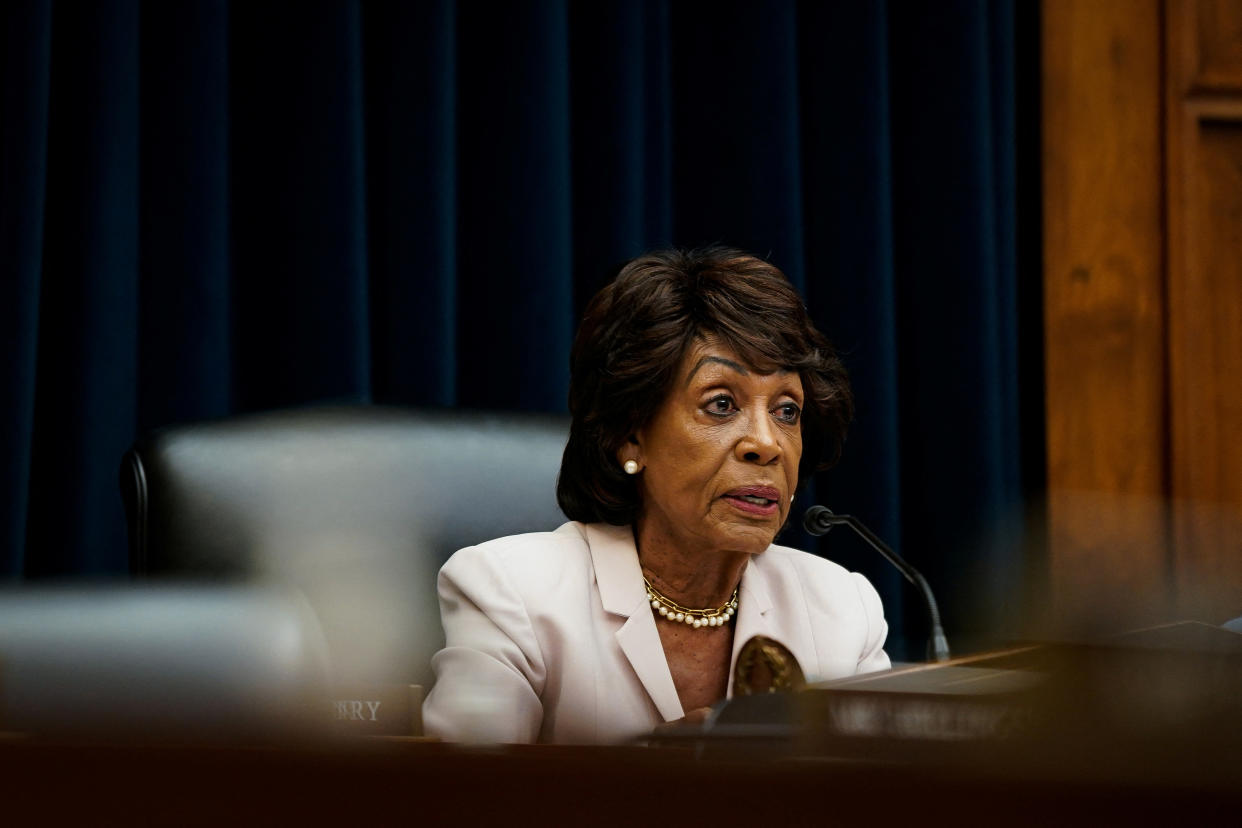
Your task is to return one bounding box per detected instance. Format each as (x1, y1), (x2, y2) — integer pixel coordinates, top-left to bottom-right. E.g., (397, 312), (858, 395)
(803, 505), (951, 662)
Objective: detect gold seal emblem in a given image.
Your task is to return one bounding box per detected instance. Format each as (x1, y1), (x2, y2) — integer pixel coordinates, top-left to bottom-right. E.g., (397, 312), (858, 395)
(733, 635), (806, 696)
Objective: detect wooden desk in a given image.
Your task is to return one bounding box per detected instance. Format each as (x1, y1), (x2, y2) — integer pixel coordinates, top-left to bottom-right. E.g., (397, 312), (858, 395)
(3, 734), (1240, 825)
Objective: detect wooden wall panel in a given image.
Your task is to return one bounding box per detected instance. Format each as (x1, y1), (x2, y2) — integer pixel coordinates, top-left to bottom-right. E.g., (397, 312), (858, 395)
(1166, 0), (1242, 622)
(1041, 0), (1171, 626)
(1045, 0), (1242, 627)
(1190, 0), (1242, 90)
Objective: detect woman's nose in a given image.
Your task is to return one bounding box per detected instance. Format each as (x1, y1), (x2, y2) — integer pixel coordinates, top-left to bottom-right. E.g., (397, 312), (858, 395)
(736, 409), (781, 464)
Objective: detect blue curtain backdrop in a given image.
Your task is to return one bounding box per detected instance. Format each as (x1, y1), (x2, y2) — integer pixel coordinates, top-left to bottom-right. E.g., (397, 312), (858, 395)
(0, 0), (1041, 660)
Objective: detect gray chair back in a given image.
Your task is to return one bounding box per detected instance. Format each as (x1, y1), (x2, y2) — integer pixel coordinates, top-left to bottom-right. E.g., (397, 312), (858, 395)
(0, 584), (330, 740)
(120, 405), (569, 687)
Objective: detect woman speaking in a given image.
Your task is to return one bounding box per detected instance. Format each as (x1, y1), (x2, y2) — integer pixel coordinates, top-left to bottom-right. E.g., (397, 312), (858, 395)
(423, 247), (890, 744)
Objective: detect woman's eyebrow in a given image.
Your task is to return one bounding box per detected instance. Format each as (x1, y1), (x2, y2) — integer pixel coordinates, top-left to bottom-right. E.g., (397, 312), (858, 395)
(684, 355), (749, 386)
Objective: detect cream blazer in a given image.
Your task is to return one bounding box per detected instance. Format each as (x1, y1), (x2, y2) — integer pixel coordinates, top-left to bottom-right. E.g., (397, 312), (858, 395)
(422, 521), (890, 745)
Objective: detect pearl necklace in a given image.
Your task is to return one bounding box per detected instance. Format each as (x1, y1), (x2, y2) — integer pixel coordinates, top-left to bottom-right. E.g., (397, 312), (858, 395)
(644, 576), (738, 630)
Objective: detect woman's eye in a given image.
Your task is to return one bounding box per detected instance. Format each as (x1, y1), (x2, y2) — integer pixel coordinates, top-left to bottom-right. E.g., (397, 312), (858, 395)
(774, 403), (801, 424)
(705, 396), (736, 416)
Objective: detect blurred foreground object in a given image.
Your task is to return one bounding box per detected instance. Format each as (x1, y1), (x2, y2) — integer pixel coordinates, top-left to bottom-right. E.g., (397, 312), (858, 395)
(0, 585), (329, 741)
(119, 405), (569, 692)
(680, 622), (1242, 788)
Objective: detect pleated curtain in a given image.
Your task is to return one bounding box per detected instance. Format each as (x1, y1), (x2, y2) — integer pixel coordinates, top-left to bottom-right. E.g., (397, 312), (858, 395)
(0, 0), (1039, 660)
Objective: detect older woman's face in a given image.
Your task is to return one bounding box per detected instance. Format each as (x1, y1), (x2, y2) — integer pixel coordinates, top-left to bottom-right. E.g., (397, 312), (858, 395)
(631, 339), (804, 557)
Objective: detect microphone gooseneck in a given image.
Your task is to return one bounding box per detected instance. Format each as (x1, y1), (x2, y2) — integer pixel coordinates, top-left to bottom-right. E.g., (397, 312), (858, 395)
(802, 505), (951, 663)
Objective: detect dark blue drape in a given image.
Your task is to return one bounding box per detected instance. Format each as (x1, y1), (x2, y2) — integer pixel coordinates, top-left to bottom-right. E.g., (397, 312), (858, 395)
(0, 0), (1039, 660)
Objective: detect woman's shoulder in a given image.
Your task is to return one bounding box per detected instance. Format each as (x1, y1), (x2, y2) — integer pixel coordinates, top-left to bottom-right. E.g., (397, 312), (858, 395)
(438, 521), (595, 587)
(757, 542), (883, 611)
(444, 521), (589, 565)
(760, 541), (852, 580)
(437, 521), (618, 622)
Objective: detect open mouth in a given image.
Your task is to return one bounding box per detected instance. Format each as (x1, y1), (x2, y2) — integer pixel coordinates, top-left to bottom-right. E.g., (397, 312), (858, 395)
(723, 487), (781, 516)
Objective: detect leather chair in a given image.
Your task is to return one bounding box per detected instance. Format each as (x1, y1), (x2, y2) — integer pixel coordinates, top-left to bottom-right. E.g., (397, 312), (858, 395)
(119, 405), (570, 692)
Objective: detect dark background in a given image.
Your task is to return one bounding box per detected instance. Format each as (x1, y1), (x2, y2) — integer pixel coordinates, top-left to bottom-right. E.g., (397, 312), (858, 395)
(1, 0), (1043, 661)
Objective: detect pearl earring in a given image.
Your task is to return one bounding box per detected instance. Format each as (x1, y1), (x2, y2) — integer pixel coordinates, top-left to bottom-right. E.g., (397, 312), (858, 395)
(623, 460), (640, 475)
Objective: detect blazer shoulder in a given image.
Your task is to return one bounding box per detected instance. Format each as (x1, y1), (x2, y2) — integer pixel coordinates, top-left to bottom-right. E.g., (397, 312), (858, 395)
(762, 542), (854, 582)
(759, 542), (884, 613)
(440, 521), (593, 587)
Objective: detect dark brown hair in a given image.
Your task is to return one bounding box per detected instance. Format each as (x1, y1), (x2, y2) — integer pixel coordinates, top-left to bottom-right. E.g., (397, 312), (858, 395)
(557, 246), (854, 526)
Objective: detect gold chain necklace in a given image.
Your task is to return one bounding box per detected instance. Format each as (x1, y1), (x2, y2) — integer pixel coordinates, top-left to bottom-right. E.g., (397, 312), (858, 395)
(643, 576), (738, 630)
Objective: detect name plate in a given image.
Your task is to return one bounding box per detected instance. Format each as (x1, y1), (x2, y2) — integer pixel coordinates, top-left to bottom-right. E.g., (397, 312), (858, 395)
(330, 684), (424, 736)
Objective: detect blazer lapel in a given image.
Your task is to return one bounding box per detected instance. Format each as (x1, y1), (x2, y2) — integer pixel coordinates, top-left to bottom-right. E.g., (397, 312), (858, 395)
(586, 523), (684, 722)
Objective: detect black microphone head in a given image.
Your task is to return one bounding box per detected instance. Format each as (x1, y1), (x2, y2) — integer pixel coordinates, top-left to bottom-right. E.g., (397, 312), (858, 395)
(802, 505), (834, 536)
